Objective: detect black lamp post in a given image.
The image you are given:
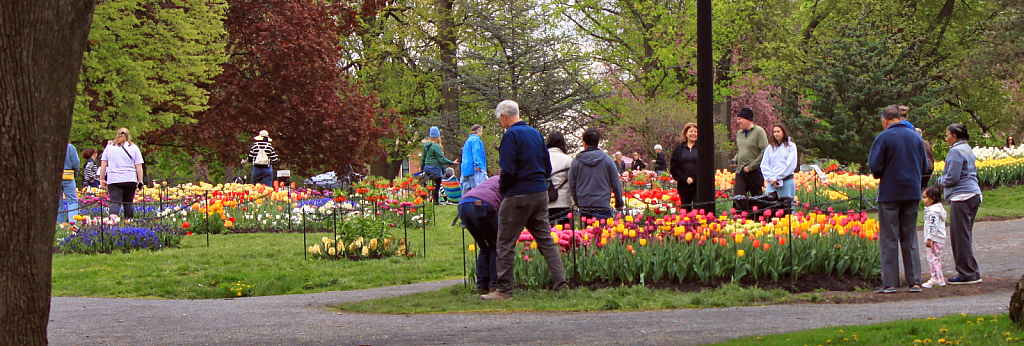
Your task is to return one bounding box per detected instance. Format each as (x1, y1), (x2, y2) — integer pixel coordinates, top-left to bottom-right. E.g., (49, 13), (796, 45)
(695, 0), (716, 211)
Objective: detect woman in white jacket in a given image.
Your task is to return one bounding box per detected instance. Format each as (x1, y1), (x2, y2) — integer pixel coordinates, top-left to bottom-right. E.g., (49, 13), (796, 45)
(546, 131), (573, 225)
(762, 124), (798, 199)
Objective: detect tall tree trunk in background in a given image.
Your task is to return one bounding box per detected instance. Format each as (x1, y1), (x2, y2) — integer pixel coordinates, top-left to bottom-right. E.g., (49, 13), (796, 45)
(0, 0), (96, 344)
(368, 155), (403, 179)
(436, 0), (459, 158)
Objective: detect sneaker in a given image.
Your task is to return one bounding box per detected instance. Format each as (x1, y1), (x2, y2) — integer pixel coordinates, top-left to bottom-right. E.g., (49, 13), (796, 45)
(909, 285), (922, 293)
(475, 287), (490, 295)
(922, 278), (946, 288)
(480, 291), (513, 301)
(873, 286), (897, 294)
(947, 277), (982, 285)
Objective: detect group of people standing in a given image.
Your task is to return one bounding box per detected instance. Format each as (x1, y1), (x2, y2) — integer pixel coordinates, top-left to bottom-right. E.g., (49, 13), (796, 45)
(667, 107), (797, 212)
(58, 128), (146, 224)
(869, 105), (984, 293)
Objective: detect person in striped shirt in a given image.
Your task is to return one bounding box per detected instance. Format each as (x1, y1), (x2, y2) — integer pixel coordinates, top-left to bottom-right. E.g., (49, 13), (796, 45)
(243, 130), (279, 186)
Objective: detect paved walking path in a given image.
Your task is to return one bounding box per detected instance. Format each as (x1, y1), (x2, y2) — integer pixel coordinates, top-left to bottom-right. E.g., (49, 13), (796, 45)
(48, 219), (1024, 346)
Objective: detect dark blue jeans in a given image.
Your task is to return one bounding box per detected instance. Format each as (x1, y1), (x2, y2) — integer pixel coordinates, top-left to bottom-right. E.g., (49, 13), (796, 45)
(581, 207), (613, 221)
(458, 202), (498, 289)
(252, 165), (273, 186)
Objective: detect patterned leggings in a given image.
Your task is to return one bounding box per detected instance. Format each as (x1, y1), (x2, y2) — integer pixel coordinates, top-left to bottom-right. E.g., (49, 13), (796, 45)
(927, 242), (945, 282)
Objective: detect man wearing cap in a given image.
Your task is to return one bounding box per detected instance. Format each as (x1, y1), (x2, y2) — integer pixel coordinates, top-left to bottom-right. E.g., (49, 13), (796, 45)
(243, 130), (279, 186)
(461, 124), (488, 194)
(653, 144), (667, 175)
(732, 107), (769, 212)
(482, 100), (566, 301)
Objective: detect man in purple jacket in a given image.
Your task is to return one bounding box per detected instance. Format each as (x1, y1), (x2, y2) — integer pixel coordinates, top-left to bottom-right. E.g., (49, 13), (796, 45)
(458, 175), (501, 295)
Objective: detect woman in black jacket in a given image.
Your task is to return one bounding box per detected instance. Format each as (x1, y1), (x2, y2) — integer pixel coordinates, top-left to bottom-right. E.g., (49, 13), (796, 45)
(670, 123), (699, 210)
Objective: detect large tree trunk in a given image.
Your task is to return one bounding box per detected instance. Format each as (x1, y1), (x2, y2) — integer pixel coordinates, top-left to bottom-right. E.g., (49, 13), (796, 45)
(436, 0), (459, 158)
(368, 157), (403, 179)
(0, 1), (96, 344)
(1011, 273), (1024, 326)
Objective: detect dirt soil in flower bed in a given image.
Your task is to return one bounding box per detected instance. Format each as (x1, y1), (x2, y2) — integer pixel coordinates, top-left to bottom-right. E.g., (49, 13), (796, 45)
(558, 274), (879, 294)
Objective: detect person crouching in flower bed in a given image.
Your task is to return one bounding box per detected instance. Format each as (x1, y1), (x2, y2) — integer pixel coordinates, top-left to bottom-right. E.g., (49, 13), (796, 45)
(458, 175), (501, 295)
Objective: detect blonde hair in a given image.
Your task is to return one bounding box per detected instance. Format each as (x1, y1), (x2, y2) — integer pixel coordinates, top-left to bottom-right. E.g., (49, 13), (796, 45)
(112, 128), (132, 147)
(899, 105), (909, 118)
(427, 136), (443, 148)
(680, 123), (697, 143)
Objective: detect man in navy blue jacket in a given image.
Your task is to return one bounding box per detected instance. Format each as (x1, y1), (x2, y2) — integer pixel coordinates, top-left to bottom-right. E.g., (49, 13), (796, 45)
(868, 105), (927, 294)
(481, 100), (566, 300)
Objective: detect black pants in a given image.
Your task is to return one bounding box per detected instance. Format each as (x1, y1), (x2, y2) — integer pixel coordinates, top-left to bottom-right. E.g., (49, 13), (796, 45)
(677, 181), (696, 211)
(431, 177), (442, 204)
(549, 207), (571, 227)
(949, 195), (982, 280)
(107, 182), (137, 218)
(733, 169), (764, 212)
(459, 202), (499, 289)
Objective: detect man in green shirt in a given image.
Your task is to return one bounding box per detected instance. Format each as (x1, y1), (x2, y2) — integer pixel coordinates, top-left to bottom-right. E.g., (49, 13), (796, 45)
(732, 107), (769, 212)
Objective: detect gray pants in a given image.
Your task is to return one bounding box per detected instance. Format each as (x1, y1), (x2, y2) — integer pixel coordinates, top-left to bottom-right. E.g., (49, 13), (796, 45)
(878, 200), (921, 288)
(949, 195), (982, 280)
(495, 191), (566, 294)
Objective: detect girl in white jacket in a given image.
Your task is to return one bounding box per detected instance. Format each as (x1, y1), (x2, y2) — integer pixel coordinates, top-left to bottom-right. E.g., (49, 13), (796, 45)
(761, 124), (798, 199)
(922, 185), (948, 288)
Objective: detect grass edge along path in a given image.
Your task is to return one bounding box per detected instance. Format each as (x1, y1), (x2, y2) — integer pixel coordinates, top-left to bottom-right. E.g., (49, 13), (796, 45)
(711, 313), (1024, 346)
(333, 284), (793, 313)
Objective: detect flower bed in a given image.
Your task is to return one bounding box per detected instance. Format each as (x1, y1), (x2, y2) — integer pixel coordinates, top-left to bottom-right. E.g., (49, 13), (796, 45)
(56, 218), (181, 254)
(475, 208), (881, 287)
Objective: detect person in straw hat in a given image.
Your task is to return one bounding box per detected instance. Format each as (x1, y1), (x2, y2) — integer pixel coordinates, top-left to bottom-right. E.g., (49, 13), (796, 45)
(242, 130), (279, 186)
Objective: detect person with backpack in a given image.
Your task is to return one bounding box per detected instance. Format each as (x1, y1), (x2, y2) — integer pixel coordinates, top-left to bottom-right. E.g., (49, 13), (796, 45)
(243, 130), (279, 186)
(546, 131), (573, 225)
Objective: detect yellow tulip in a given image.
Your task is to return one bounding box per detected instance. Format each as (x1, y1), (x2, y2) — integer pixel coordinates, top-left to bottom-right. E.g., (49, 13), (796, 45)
(737, 249), (745, 257)
(530, 241), (538, 250)
(468, 244), (476, 252)
(639, 238), (647, 246)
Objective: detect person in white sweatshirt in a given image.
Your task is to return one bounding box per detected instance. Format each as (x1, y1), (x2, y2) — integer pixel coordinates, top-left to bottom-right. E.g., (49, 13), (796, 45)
(922, 185), (948, 288)
(546, 131), (573, 225)
(761, 124), (798, 199)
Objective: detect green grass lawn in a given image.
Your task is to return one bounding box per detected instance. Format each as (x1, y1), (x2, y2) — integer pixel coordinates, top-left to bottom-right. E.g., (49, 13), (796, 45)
(712, 314), (1024, 346)
(52, 205), (470, 299)
(976, 185), (1024, 220)
(333, 284), (791, 313)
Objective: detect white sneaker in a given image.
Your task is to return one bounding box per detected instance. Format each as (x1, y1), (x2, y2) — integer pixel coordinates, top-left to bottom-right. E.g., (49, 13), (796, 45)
(922, 278), (946, 288)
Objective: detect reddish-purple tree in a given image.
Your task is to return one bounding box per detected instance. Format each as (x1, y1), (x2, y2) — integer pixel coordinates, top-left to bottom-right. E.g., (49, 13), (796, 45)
(160, 0), (399, 176)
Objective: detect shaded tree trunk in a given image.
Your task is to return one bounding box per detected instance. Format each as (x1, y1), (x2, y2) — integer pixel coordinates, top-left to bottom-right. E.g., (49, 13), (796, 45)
(436, 0), (459, 158)
(1011, 273), (1024, 326)
(0, 0), (96, 344)
(368, 156), (403, 179)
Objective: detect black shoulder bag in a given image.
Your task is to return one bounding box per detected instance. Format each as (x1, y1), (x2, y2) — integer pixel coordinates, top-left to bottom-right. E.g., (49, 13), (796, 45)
(548, 167), (571, 202)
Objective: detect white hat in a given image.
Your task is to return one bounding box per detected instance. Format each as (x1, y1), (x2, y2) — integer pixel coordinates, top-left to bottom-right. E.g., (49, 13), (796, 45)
(654, 144), (663, 150)
(254, 130), (272, 142)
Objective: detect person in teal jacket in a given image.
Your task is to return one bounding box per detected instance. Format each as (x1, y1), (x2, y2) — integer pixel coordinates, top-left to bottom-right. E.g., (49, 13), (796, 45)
(421, 126), (457, 204)
(461, 124), (488, 193)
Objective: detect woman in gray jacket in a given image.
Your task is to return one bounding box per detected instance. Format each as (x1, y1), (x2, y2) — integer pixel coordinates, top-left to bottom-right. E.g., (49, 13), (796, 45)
(937, 123), (983, 284)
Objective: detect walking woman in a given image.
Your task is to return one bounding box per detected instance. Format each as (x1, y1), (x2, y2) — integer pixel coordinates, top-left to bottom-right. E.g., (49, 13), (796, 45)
(98, 128), (145, 221)
(670, 123), (698, 210)
(547, 131), (573, 225)
(244, 130), (279, 186)
(421, 126), (458, 204)
(762, 124), (798, 200)
(938, 123), (983, 284)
